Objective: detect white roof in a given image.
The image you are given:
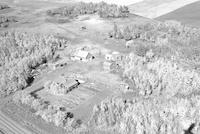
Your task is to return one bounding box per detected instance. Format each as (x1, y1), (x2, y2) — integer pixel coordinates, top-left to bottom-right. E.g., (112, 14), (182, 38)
(74, 50), (89, 58)
(112, 51), (120, 55)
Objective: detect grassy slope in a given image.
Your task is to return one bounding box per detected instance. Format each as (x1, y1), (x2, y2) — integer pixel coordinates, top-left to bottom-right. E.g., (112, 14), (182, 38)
(156, 1), (200, 28)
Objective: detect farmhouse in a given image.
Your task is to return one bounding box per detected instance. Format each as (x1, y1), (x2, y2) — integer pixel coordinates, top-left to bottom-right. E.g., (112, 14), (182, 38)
(72, 50), (93, 61)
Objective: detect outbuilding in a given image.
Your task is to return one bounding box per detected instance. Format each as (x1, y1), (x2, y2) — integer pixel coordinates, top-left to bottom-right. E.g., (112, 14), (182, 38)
(47, 76), (80, 95)
(72, 50), (94, 61)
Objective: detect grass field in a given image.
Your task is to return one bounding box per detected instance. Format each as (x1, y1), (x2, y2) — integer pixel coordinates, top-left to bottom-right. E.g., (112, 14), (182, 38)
(157, 1), (200, 28)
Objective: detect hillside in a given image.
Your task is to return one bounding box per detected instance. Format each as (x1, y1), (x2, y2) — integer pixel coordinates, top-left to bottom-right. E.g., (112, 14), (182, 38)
(157, 1), (200, 28)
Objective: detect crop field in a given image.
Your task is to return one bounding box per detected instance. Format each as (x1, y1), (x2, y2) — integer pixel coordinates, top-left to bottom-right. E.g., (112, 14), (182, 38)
(157, 1), (200, 27)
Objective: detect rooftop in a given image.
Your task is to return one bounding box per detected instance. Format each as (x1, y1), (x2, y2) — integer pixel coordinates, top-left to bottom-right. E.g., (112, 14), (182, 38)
(74, 50), (90, 58)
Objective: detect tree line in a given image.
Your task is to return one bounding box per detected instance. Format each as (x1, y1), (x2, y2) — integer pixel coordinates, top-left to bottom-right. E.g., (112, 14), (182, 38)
(47, 2), (129, 18)
(109, 20), (200, 43)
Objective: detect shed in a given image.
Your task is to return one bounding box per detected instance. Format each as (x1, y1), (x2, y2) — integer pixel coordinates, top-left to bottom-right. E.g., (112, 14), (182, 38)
(51, 76), (80, 94)
(103, 61), (116, 71)
(64, 79), (79, 92)
(73, 50), (93, 61)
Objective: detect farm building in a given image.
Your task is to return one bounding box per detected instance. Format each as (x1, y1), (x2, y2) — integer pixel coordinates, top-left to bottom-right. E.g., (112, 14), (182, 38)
(45, 76), (80, 95)
(48, 59), (68, 70)
(105, 51), (123, 61)
(72, 50), (94, 61)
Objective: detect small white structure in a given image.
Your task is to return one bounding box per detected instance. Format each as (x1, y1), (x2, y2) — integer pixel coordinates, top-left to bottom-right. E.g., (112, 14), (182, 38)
(105, 51), (123, 61)
(72, 50), (93, 62)
(125, 40), (134, 48)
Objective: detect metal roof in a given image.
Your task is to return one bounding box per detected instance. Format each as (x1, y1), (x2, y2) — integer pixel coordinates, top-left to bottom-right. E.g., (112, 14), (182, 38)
(74, 50), (90, 58)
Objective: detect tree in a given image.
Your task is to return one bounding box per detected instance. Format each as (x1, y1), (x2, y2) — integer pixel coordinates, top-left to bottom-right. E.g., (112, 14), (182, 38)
(123, 26), (132, 41)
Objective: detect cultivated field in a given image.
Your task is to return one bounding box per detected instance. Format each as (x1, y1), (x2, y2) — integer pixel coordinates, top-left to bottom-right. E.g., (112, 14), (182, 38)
(157, 1), (200, 28)
(129, 0), (199, 18)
